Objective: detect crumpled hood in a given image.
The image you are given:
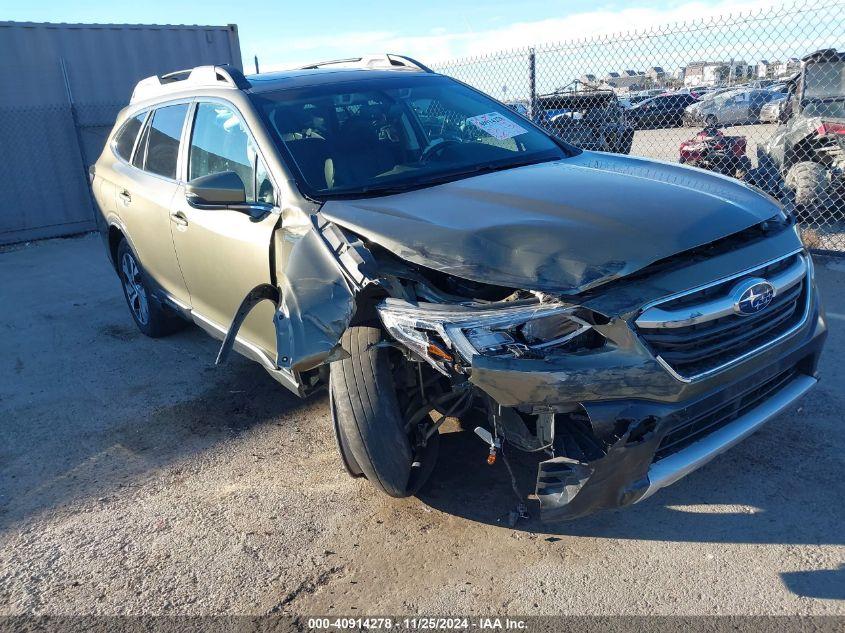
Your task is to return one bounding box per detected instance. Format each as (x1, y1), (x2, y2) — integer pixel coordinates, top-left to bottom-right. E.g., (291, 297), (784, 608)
(320, 152), (782, 294)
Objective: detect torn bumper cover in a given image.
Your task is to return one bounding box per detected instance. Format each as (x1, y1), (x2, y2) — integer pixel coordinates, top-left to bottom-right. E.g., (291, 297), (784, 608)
(468, 297), (826, 522)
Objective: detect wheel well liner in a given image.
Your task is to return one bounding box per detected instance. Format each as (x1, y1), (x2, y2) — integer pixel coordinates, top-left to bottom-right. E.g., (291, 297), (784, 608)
(108, 225), (124, 270)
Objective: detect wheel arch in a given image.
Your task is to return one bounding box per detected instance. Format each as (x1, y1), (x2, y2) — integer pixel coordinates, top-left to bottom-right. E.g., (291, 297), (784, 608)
(217, 213), (383, 380)
(784, 134), (825, 171)
(107, 224), (126, 271)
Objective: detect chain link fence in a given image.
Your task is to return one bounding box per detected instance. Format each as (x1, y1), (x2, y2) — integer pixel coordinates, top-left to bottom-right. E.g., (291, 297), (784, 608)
(434, 0), (845, 253)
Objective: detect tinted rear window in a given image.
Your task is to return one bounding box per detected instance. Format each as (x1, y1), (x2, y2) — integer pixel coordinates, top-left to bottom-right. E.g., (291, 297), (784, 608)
(143, 104), (189, 179)
(114, 113), (145, 161)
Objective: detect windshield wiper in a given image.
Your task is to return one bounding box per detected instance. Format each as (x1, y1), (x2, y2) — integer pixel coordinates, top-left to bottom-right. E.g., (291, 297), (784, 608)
(414, 155), (561, 187)
(320, 155), (562, 199)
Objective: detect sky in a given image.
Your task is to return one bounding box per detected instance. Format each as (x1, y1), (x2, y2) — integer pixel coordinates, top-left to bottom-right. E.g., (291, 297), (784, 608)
(0, 0), (796, 71)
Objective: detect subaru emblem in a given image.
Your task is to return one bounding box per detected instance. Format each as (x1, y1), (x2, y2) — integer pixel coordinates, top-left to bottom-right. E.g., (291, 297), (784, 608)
(732, 278), (775, 316)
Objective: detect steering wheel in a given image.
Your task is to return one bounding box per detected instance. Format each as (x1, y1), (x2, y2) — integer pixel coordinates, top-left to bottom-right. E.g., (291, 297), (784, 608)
(419, 138), (461, 163)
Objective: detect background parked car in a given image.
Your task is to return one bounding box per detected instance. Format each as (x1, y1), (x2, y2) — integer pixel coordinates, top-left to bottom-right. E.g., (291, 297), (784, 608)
(685, 88), (783, 126)
(627, 92), (698, 128)
(759, 93), (790, 123)
(620, 88), (666, 109)
(538, 89), (634, 153)
(506, 101), (530, 117)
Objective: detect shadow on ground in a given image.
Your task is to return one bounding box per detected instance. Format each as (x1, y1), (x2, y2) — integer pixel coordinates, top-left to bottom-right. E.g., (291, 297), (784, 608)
(416, 421), (844, 547)
(781, 565), (845, 600)
(0, 343), (309, 530)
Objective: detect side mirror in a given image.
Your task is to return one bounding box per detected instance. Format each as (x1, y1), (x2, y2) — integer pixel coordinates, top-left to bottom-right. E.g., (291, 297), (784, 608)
(186, 171), (246, 208)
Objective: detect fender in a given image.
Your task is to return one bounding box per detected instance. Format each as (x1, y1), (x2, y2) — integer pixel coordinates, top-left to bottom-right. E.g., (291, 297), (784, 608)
(216, 212), (378, 386)
(275, 214), (378, 373)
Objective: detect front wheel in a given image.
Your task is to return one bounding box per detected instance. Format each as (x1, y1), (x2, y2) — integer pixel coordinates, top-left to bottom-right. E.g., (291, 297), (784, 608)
(329, 326), (439, 497)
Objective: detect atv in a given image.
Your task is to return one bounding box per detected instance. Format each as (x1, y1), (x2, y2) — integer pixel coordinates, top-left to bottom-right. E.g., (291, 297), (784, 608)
(679, 125), (751, 179)
(755, 49), (845, 214)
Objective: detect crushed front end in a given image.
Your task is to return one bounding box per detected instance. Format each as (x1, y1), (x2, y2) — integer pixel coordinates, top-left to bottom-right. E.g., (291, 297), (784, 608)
(375, 225), (826, 521)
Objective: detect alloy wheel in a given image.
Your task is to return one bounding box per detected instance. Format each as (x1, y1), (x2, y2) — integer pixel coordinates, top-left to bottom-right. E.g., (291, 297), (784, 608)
(121, 251), (150, 326)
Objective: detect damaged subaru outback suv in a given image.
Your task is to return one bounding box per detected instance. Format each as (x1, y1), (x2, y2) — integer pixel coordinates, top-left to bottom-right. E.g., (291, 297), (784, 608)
(92, 56), (826, 522)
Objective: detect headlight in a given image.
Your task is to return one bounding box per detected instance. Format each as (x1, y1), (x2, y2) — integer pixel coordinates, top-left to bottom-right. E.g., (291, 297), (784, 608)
(377, 298), (604, 375)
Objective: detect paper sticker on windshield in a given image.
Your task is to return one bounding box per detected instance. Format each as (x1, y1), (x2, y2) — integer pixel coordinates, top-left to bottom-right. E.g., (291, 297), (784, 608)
(466, 112), (528, 140)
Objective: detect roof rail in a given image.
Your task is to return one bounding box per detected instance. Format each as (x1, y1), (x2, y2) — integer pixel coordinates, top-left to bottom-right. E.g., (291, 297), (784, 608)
(297, 54), (434, 73)
(130, 64), (251, 104)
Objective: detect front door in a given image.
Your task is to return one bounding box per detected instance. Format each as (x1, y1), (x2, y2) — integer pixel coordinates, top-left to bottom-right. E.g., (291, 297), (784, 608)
(169, 101), (280, 359)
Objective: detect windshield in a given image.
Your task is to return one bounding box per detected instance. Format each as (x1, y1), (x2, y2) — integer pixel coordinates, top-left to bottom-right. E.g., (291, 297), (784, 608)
(803, 100), (845, 118)
(250, 75), (570, 199)
(803, 61), (845, 100)
(712, 90), (742, 106)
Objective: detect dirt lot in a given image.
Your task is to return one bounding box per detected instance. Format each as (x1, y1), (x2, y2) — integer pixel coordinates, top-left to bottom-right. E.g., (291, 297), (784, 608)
(1, 233), (844, 617)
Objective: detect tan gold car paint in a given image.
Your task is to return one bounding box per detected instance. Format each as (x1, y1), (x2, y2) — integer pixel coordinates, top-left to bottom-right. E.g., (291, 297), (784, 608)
(170, 184), (279, 358)
(109, 133), (193, 308)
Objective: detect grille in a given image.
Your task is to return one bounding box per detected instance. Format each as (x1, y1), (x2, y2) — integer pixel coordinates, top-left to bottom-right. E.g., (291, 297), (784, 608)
(636, 253), (809, 379)
(654, 365), (799, 462)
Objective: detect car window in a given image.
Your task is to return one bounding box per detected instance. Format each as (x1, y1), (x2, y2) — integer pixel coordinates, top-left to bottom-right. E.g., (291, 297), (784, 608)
(113, 112), (146, 162)
(142, 104), (188, 179)
(189, 103), (257, 201)
(255, 156), (275, 205)
(251, 75), (568, 199)
(132, 118), (151, 170)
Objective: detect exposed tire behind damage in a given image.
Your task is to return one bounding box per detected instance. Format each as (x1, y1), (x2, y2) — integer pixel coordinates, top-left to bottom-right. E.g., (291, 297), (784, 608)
(329, 326), (439, 497)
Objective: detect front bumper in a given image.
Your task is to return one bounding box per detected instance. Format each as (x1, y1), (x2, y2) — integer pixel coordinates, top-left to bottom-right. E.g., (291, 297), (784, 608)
(641, 372), (816, 500)
(683, 111), (707, 126)
(468, 282), (826, 521)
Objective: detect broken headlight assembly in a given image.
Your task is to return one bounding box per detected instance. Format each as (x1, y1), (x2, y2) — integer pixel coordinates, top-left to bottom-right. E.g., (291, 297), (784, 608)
(377, 298), (606, 375)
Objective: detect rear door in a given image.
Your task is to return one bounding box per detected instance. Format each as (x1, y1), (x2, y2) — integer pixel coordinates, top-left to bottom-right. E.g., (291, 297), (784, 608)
(656, 96), (674, 126)
(112, 103), (192, 306)
(169, 100), (280, 358)
(726, 92), (750, 124)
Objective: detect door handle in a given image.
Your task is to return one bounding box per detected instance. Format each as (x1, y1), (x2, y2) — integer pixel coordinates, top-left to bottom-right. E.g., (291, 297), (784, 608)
(118, 190), (132, 205)
(170, 211), (189, 227)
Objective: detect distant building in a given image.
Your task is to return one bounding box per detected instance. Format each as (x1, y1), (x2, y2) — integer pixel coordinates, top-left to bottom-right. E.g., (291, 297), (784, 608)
(756, 59), (779, 79)
(777, 58), (801, 77)
(604, 69), (646, 92)
(684, 61), (713, 86)
(579, 73), (599, 87)
(646, 66), (666, 83)
(685, 60), (752, 86)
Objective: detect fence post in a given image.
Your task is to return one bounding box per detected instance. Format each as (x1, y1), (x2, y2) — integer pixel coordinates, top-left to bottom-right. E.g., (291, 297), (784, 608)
(528, 47), (537, 121)
(59, 56), (96, 218)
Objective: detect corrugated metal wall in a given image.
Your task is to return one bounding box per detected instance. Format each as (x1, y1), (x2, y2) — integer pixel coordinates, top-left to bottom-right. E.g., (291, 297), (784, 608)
(0, 22), (242, 244)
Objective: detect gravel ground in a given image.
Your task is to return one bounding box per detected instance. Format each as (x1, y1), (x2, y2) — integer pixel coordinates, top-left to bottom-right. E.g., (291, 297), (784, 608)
(1, 233), (844, 617)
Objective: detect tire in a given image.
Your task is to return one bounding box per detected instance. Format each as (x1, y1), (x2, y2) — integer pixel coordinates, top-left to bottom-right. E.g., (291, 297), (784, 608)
(734, 156), (753, 180)
(329, 326), (439, 497)
(705, 114), (718, 127)
(785, 161), (827, 209)
(616, 129), (634, 155)
(116, 238), (186, 338)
